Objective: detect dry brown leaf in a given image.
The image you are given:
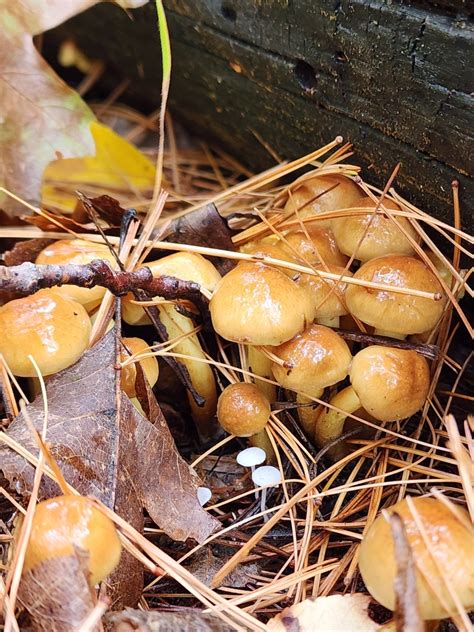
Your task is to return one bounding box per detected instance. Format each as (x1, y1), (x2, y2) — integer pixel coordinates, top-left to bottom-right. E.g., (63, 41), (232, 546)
(266, 594), (379, 631)
(106, 607), (235, 632)
(0, 330), (218, 541)
(0, 332), (218, 542)
(2, 239), (54, 266)
(0, 0), (147, 215)
(19, 552), (97, 632)
(162, 203), (236, 275)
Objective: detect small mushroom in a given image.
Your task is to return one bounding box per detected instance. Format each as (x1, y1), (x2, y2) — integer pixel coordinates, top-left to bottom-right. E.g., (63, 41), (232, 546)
(122, 251), (221, 326)
(24, 495), (121, 587)
(345, 255), (445, 338)
(283, 174), (362, 227)
(217, 383), (271, 437)
(122, 252), (220, 436)
(241, 239), (299, 276)
(197, 487), (212, 507)
(36, 239), (118, 312)
(210, 262), (310, 346)
(359, 496), (474, 620)
(315, 345), (430, 449)
(237, 446), (267, 499)
(0, 289), (91, 377)
(120, 337), (159, 398)
(252, 465), (282, 520)
(332, 197), (418, 262)
(283, 227), (348, 267)
(271, 324), (352, 436)
(236, 446), (266, 468)
(295, 265), (352, 328)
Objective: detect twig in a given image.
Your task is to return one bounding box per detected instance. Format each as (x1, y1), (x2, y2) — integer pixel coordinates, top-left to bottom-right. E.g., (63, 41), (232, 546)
(0, 261), (208, 318)
(334, 329), (439, 360)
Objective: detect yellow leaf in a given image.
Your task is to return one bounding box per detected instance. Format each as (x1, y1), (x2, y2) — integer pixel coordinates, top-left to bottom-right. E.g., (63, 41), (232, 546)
(42, 121), (156, 213)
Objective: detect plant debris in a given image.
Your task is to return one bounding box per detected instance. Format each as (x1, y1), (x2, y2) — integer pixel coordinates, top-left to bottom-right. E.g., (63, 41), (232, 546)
(0, 332), (218, 542)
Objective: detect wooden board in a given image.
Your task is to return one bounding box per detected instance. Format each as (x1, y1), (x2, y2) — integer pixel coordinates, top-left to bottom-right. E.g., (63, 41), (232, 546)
(56, 0), (473, 228)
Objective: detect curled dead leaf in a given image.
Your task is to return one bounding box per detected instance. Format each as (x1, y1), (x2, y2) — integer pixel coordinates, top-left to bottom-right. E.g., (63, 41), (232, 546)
(265, 594), (379, 631)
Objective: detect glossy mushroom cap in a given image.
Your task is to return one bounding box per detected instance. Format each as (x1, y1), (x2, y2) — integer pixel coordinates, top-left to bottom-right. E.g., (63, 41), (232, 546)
(217, 382), (271, 437)
(24, 495), (121, 587)
(0, 289), (91, 377)
(284, 174), (362, 228)
(272, 324), (352, 396)
(240, 239), (298, 276)
(345, 255), (445, 335)
(36, 239), (118, 312)
(296, 265), (351, 321)
(122, 252), (221, 325)
(332, 197), (418, 262)
(283, 227), (348, 267)
(350, 346), (430, 422)
(359, 497), (474, 619)
(120, 337), (159, 398)
(210, 262), (309, 346)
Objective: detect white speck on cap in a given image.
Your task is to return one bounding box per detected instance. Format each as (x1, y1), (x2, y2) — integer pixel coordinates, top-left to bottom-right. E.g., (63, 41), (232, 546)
(236, 446), (266, 467)
(197, 486), (212, 506)
(252, 465), (282, 487)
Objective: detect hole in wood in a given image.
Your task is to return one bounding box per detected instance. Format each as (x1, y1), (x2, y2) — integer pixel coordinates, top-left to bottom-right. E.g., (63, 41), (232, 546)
(335, 50), (349, 63)
(294, 60), (317, 93)
(221, 4), (237, 22)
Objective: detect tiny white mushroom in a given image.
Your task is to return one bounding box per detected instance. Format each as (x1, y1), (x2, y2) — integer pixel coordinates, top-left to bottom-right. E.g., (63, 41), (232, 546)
(252, 465), (282, 521)
(237, 446), (267, 500)
(197, 486), (212, 507)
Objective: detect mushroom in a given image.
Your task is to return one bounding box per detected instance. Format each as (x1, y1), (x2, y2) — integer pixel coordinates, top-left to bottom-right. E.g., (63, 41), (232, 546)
(120, 337), (159, 398)
(210, 262), (311, 346)
(217, 382), (271, 437)
(345, 255), (445, 338)
(314, 345), (430, 449)
(24, 495), (121, 587)
(283, 227), (349, 267)
(197, 487), (212, 507)
(251, 465), (282, 520)
(237, 446), (267, 498)
(359, 496), (474, 620)
(36, 239), (118, 312)
(0, 289), (91, 377)
(331, 197), (418, 262)
(240, 238), (299, 276)
(122, 251), (221, 326)
(122, 252), (220, 436)
(283, 174), (362, 228)
(295, 265), (352, 328)
(271, 324), (352, 436)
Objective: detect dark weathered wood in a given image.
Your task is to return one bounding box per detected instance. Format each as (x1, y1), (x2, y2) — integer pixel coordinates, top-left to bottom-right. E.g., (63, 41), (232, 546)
(56, 0), (473, 229)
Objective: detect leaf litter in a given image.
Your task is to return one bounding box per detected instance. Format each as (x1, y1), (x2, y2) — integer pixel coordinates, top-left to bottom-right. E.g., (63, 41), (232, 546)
(0, 6), (473, 632)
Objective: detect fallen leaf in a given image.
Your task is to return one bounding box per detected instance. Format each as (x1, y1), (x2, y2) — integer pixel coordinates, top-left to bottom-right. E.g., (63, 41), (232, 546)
(24, 208), (96, 232)
(0, 1), (148, 215)
(0, 331), (219, 607)
(2, 239), (54, 266)
(184, 546), (260, 588)
(162, 203), (236, 275)
(265, 594), (379, 631)
(106, 607), (235, 632)
(19, 551), (96, 632)
(42, 122), (156, 213)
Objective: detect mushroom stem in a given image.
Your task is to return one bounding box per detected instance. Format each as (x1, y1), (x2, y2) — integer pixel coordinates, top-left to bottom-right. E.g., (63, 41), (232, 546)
(314, 385), (361, 448)
(374, 329), (406, 340)
(247, 346), (277, 403)
(249, 430), (276, 465)
(316, 316), (340, 328)
(297, 391), (323, 437)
